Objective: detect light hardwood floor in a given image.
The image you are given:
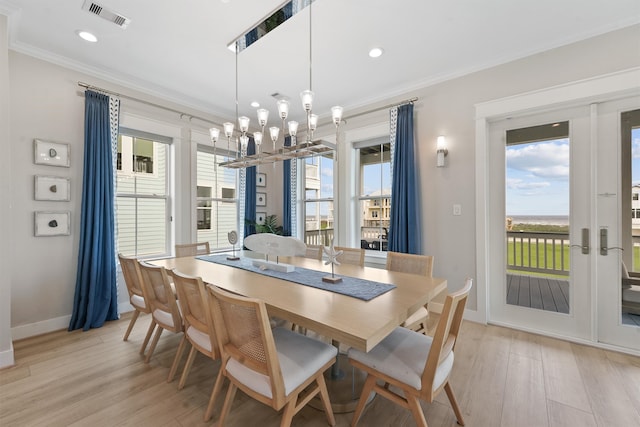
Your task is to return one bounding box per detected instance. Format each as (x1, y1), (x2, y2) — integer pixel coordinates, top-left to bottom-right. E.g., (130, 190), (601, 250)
(1, 314), (639, 427)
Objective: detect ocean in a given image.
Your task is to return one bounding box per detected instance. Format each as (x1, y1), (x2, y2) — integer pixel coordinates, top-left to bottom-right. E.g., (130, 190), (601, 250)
(508, 215), (569, 226)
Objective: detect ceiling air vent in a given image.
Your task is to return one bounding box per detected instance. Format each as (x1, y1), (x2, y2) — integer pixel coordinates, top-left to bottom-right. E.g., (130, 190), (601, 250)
(82, 0), (131, 29)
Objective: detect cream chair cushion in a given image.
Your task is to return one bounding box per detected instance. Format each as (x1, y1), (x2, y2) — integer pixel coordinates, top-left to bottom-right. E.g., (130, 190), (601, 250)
(186, 325), (211, 352)
(225, 327), (337, 398)
(130, 294), (146, 310)
(348, 326), (453, 392)
(153, 308), (175, 328)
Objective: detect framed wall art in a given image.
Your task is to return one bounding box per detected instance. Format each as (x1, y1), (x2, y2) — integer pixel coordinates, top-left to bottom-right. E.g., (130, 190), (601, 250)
(256, 192), (267, 206)
(34, 175), (70, 201)
(256, 212), (266, 225)
(257, 172), (266, 187)
(34, 211), (70, 237)
(34, 139), (70, 167)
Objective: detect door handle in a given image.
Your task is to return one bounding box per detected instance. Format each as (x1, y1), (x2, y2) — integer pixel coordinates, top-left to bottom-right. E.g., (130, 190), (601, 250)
(581, 228), (589, 255)
(600, 227), (608, 256)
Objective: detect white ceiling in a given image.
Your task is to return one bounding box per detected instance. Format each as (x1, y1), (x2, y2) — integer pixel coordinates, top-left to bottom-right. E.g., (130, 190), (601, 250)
(2, 0), (639, 124)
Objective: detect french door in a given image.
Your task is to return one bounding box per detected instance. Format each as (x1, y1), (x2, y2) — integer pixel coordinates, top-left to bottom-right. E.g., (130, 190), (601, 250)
(595, 97), (640, 350)
(487, 96), (640, 352)
(488, 106), (592, 340)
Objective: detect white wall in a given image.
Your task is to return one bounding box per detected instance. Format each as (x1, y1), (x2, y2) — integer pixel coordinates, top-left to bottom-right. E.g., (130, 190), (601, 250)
(321, 24), (640, 311)
(5, 23), (639, 346)
(5, 52), (223, 340)
(0, 14), (14, 368)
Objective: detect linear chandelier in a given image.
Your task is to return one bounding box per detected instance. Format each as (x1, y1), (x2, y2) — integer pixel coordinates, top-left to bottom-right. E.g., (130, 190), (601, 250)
(207, 0), (343, 168)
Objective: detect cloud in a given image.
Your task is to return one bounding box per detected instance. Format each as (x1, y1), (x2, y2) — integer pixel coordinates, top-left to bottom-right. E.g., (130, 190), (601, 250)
(506, 141), (569, 180)
(506, 178), (550, 190)
(322, 167), (333, 178)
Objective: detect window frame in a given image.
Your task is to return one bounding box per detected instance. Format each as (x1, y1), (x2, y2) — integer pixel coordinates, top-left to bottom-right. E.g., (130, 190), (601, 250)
(301, 153), (335, 247)
(355, 137), (392, 253)
(195, 144), (240, 251)
(116, 128), (172, 259)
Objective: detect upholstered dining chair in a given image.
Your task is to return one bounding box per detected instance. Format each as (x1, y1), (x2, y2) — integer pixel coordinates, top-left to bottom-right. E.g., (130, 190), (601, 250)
(175, 242), (210, 257)
(348, 278), (472, 427)
(304, 244), (324, 261)
(386, 251), (435, 335)
(118, 253), (156, 354)
(206, 285), (338, 427)
(334, 246), (365, 267)
(137, 261), (187, 382)
(168, 269), (221, 421)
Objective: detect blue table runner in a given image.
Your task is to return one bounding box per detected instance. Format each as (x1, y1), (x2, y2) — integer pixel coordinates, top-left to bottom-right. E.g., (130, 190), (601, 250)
(196, 254), (395, 301)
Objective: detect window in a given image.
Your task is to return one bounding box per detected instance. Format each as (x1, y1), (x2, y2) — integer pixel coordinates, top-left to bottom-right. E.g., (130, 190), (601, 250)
(357, 139), (391, 252)
(196, 149), (238, 250)
(116, 131), (170, 257)
(302, 153), (334, 246)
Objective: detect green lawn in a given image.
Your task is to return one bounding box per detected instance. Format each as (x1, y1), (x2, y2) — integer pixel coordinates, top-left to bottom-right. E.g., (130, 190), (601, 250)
(507, 240), (569, 278)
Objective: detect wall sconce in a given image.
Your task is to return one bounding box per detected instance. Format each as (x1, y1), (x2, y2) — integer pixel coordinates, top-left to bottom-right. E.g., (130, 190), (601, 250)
(436, 135), (448, 167)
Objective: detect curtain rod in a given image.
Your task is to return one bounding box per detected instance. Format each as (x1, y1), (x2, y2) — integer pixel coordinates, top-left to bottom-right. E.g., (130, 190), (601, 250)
(79, 81), (417, 127)
(342, 97), (418, 122)
(77, 81), (220, 126)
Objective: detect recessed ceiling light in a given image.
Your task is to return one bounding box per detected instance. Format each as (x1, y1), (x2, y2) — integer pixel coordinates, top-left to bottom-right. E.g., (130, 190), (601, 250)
(76, 30), (98, 43)
(369, 47), (383, 58)
(251, 101), (260, 108)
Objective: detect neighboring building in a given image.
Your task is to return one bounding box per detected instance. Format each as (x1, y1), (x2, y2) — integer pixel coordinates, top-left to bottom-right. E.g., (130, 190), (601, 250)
(632, 184), (640, 235)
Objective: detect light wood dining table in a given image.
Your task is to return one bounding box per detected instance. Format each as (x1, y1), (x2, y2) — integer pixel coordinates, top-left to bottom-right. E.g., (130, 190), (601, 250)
(150, 253), (447, 352)
(150, 253), (447, 412)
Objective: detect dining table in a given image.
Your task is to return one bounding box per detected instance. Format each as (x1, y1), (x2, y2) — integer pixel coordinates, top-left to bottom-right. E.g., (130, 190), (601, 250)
(149, 251), (447, 411)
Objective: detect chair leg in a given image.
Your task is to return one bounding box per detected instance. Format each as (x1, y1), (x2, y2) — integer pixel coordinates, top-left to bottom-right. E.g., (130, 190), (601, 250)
(444, 382), (465, 426)
(123, 310), (140, 341)
(316, 373), (336, 426)
(351, 375), (377, 427)
(204, 367), (225, 421)
(139, 319), (156, 355)
(406, 394), (428, 427)
(280, 398), (297, 427)
(167, 335), (187, 383)
(144, 326), (163, 363)
(217, 382), (238, 427)
(178, 345), (197, 390)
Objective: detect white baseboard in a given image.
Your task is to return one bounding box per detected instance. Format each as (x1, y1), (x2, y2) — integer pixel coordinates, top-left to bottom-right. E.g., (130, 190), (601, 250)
(0, 343), (15, 369)
(12, 302), (135, 341)
(11, 314), (71, 341)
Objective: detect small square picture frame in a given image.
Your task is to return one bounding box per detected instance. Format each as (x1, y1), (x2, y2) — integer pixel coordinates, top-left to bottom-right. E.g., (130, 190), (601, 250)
(256, 192), (267, 206)
(34, 139), (70, 168)
(35, 175), (70, 201)
(257, 172), (267, 187)
(256, 212), (266, 225)
(34, 211), (71, 237)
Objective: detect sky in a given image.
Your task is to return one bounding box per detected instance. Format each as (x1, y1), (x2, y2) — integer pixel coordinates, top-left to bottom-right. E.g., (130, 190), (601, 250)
(506, 127), (640, 216)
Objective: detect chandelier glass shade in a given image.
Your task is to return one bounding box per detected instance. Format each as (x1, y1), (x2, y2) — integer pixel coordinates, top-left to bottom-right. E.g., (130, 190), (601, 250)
(208, 0), (343, 168)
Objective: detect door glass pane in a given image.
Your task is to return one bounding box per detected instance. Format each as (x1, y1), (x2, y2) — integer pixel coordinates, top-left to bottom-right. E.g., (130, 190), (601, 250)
(622, 109), (640, 326)
(505, 122), (571, 313)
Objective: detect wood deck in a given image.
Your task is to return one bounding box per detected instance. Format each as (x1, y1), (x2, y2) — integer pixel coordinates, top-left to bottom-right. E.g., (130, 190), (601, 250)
(507, 274), (570, 314)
